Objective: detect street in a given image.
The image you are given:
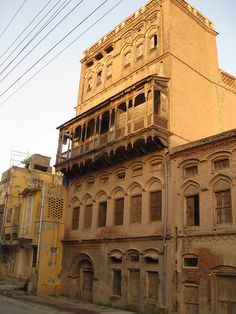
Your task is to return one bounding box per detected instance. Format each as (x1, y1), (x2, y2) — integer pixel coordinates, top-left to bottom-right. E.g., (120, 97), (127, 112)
(0, 288), (134, 314)
(0, 293), (69, 314)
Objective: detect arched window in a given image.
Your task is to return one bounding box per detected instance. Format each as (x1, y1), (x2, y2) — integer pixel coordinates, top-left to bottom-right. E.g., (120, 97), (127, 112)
(150, 33), (158, 51)
(106, 63), (112, 79)
(213, 179), (232, 224)
(113, 188), (125, 226)
(136, 43), (144, 60)
(87, 76), (93, 92)
(83, 197), (93, 229)
(184, 185), (200, 227)
(146, 178), (162, 222)
(129, 184), (142, 224)
(124, 51), (131, 68)
(72, 207), (80, 230)
(96, 70), (102, 86)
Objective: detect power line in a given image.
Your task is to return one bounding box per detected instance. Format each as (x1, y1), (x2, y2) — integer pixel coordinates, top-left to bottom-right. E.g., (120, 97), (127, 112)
(0, 0), (28, 40)
(0, 0), (111, 98)
(0, 0), (71, 73)
(0, 0), (126, 107)
(0, 0), (54, 62)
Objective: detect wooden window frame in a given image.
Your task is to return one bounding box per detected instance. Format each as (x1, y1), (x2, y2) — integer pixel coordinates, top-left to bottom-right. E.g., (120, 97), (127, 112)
(98, 201), (107, 228)
(130, 194), (142, 224)
(185, 194), (200, 227)
(215, 189), (232, 224)
(84, 204), (93, 229)
(114, 198), (124, 226)
(112, 269), (122, 296)
(71, 206), (80, 230)
(150, 191), (162, 221)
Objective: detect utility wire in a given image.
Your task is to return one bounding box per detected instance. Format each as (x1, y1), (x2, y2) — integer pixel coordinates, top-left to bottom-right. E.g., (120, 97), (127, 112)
(0, 0), (54, 62)
(0, 0), (28, 40)
(0, 0), (71, 74)
(0, 0), (125, 107)
(0, 0), (110, 97)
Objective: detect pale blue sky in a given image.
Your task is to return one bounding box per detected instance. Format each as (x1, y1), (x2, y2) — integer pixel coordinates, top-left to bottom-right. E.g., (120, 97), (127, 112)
(0, 0), (235, 176)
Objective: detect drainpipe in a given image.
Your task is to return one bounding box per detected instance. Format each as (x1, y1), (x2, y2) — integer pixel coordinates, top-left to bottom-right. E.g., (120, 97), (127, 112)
(34, 184), (46, 295)
(161, 151), (169, 309)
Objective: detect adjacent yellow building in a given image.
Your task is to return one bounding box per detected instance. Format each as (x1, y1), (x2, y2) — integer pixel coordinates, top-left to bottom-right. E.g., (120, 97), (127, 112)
(0, 154), (65, 295)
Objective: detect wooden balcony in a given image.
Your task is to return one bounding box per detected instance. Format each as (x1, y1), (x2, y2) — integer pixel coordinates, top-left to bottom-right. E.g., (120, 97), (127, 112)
(55, 75), (169, 175)
(56, 112), (168, 176)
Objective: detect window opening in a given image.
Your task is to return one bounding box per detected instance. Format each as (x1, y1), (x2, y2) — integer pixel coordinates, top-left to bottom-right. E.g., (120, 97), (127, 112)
(128, 99), (133, 108)
(110, 109), (115, 126)
(105, 45), (113, 53)
(82, 125), (86, 142)
(86, 119), (95, 139)
(130, 254), (139, 262)
(6, 208), (13, 223)
(100, 112), (110, 134)
(106, 63), (112, 79)
(214, 158), (230, 170)
(117, 102), (127, 112)
(72, 207), (80, 230)
(113, 270), (121, 296)
(130, 195), (142, 224)
(186, 194), (199, 226)
(150, 191), (162, 221)
(136, 43), (144, 60)
(87, 77), (92, 92)
(86, 60), (94, 67)
(117, 172), (125, 180)
(184, 257), (198, 268)
(95, 117), (100, 134)
(84, 204), (92, 228)
(185, 165), (198, 177)
(147, 271), (159, 300)
(150, 34), (158, 50)
(184, 285), (199, 313)
(215, 189), (232, 224)
(74, 126), (81, 140)
(124, 51), (131, 68)
(134, 93), (145, 107)
(154, 90), (160, 114)
(98, 201), (107, 227)
(96, 70), (102, 86)
(215, 274), (236, 313)
(114, 198), (124, 226)
(95, 53), (103, 60)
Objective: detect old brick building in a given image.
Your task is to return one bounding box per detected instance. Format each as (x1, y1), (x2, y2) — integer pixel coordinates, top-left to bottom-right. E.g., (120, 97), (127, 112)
(55, 0), (236, 312)
(170, 130), (236, 314)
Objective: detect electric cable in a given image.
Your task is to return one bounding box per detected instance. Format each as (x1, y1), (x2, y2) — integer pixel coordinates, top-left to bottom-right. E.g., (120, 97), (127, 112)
(0, 0), (110, 97)
(0, 0), (125, 107)
(0, 0), (54, 62)
(0, 0), (72, 74)
(0, 0), (28, 40)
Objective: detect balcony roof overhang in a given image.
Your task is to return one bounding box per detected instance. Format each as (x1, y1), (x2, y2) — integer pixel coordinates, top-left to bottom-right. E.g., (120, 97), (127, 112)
(56, 127), (169, 176)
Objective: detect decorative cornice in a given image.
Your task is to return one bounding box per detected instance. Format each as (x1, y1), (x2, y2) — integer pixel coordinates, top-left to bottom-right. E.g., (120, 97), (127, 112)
(62, 233), (170, 245)
(170, 129), (236, 159)
(82, 0), (159, 60)
(83, 0), (216, 61)
(170, 0), (217, 35)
